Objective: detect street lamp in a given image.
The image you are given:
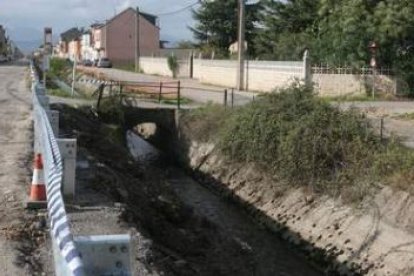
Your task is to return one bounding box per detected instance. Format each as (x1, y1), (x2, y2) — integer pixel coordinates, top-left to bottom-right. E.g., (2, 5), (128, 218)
(368, 41), (379, 98)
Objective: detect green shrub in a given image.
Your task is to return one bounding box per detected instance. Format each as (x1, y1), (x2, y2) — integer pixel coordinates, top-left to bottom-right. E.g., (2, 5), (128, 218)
(50, 58), (72, 78)
(181, 103), (230, 142)
(167, 55), (179, 78)
(182, 82), (414, 200)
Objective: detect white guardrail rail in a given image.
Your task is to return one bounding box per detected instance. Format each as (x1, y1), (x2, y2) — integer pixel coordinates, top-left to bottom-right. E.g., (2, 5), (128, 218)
(30, 63), (132, 276)
(30, 64), (85, 275)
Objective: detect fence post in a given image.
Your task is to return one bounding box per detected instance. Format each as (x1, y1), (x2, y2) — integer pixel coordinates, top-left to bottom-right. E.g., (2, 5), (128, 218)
(57, 138), (77, 199)
(96, 84), (105, 111)
(189, 52), (194, 79)
(159, 82), (163, 104)
(177, 81), (181, 110)
(224, 89), (228, 108)
(119, 84), (123, 104)
(372, 69), (376, 99)
(231, 88), (234, 108)
(380, 117), (384, 141)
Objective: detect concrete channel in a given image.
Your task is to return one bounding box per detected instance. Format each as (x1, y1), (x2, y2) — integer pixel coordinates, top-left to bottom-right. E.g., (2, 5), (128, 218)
(126, 131), (323, 275)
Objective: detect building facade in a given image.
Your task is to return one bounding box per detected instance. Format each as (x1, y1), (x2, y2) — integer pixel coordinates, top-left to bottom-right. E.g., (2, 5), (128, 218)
(59, 27), (82, 60)
(58, 8), (160, 64)
(81, 31), (97, 61)
(103, 8), (160, 65)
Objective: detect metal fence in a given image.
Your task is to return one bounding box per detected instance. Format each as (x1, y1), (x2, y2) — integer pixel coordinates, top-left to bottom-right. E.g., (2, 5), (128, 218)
(311, 65), (398, 97)
(30, 64), (85, 276)
(311, 65), (393, 75)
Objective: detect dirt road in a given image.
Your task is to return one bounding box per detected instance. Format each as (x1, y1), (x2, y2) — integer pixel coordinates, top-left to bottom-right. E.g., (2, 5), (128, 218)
(0, 65), (51, 275)
(80, 67), (257, 106)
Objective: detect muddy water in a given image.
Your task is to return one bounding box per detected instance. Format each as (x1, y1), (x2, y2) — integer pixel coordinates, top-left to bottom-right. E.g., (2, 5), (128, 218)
(128, 133), (323, 275)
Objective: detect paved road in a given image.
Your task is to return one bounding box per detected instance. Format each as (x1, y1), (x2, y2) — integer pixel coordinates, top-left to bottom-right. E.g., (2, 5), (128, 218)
(79, 67), (258, 106)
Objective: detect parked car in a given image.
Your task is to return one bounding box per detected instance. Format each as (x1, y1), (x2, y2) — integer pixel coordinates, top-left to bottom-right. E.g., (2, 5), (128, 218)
(0, 55), (7, 63)
(92, 59), (99, 67)
(82, 59), (93, 67)
(97, 58), (112, 68)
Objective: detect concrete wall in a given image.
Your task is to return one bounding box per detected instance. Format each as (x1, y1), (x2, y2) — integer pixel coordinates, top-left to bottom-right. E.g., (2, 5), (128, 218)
(140, 58), (304, 91)
(139, 56), (398, 95)
(193, 60), (304, 91)
(140, 57), (171, 76)
(140, 57), (190, 78)
(313, 74), (397, 97)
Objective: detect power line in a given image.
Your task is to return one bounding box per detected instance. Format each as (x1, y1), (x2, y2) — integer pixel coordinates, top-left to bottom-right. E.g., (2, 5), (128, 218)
(156, 1), (200, 17)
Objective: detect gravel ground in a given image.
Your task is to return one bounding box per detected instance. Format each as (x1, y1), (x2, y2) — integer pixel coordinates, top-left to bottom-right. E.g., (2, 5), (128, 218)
(0, 65), (53, 275)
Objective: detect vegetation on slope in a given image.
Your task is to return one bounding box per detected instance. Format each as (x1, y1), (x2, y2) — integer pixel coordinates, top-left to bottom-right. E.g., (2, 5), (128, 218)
(182, 84), (414, 201)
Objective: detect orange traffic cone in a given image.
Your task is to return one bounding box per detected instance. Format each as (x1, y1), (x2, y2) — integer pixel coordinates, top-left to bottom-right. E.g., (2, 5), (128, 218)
(29, 154), (47, 201)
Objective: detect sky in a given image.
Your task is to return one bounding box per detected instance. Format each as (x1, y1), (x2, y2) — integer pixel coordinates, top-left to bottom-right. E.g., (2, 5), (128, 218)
(0, 0), (197, 50)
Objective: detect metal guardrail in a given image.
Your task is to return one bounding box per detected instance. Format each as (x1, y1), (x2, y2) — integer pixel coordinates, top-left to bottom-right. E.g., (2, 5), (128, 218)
(30, 64), (85, 275)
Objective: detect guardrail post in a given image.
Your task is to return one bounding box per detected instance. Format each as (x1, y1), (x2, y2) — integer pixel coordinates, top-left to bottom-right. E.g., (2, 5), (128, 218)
(74, 234), (132, 275)
(47, 110), (60, 137)
(57, 139), (77, 198)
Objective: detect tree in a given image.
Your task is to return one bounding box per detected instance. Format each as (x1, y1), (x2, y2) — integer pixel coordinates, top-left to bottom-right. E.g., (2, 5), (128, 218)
(167, 55), (179, 78)
(191, 0), (261, 58)
(372, 0), (414, 93)
(255, 0), (320, 60)
(311, 0), (377, 66)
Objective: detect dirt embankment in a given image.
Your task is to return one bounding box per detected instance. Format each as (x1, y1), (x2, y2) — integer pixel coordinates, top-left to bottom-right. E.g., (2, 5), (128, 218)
(174, 139), (414, 276)
(56, 103), (321, 276)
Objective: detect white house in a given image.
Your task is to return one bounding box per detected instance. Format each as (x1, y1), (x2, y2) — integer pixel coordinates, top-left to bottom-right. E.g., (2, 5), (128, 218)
(81, 31), (97, 61)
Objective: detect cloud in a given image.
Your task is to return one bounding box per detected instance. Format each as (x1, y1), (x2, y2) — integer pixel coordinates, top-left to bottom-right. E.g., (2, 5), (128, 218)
(0, 0), (195, 44)
(116, 0), (133, 12)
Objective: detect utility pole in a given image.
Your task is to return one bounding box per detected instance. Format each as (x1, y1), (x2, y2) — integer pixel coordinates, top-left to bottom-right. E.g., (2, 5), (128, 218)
(237, 0), (245, 91)
(135, 7), (141, 72)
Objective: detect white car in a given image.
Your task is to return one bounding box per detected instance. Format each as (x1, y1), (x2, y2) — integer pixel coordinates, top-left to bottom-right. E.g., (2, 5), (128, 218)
(0, 55), (7, 63)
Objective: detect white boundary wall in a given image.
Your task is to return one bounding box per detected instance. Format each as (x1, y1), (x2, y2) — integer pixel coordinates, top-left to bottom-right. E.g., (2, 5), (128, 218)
(140, 57), (190, 78)
(139, 57), (398, 96)
(140, 57), (304, 92)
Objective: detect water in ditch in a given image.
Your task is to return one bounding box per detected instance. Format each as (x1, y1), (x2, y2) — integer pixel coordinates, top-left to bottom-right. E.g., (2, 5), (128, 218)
(127, 131), (323, 275)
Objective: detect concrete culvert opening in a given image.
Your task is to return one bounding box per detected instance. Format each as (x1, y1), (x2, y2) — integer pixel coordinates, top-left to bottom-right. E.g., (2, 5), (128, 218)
(127, 123), (160, 163)
(134, 122), (157, 140)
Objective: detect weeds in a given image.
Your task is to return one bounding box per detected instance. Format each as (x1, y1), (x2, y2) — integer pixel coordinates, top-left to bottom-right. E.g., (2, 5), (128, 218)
(47, 88), (71, 98)
(181, 82), (414, 201)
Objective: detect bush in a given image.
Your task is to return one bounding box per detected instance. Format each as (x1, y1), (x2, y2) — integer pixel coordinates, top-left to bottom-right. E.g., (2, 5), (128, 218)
(183, 82), (414, 200)
(50, 58), (72, 78)
(167, 55), (179, 78)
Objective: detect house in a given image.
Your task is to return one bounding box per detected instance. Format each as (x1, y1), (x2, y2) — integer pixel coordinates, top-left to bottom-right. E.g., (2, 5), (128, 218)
(59, 27), (82, 60)
(90, 23), (105, 59)
(101, 8), (160, 65)
(81, 30), (96, 61)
